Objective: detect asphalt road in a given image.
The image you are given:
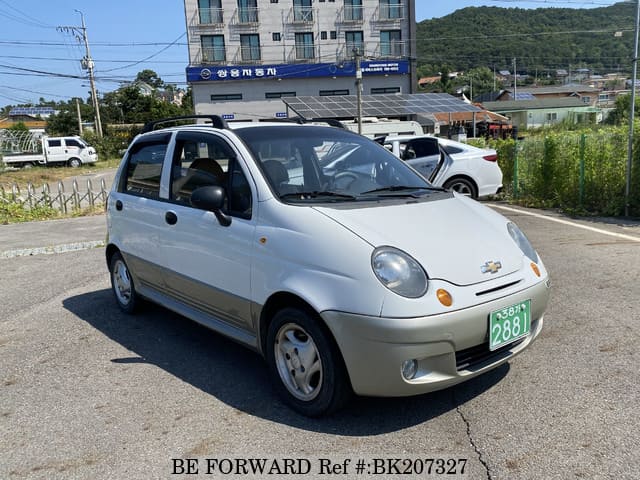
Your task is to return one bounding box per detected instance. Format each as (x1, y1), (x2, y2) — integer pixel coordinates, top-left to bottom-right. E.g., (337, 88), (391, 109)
(1, 206), (639, 479)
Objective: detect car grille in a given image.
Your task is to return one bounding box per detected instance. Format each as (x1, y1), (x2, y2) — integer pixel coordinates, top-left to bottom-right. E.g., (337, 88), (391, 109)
(455, 337), (526, 371)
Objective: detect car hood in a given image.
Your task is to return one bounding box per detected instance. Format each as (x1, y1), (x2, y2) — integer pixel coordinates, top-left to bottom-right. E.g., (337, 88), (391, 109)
(313, 195), (524, 286)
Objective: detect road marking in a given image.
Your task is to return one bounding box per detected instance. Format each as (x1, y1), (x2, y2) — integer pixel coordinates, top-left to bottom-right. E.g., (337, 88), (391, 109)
(489, 204), (640, 243)
(0, 241), (105, 259)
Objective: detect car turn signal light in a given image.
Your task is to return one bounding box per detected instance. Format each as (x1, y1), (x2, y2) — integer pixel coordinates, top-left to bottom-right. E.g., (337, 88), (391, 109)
(437, 289), (453, 307)
(530, 262), (541, 277)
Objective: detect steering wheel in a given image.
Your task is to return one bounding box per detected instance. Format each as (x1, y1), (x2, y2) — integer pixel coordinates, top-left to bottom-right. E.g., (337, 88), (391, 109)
(333, 171), (359, 190)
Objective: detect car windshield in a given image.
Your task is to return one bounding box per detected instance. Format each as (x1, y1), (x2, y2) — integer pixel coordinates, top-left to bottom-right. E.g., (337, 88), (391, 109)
(234, 125), (436, 203)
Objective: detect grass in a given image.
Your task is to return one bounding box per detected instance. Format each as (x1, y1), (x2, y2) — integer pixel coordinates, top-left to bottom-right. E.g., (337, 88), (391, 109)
(0, 158), (118, 224)
(0, 157), (120, 190)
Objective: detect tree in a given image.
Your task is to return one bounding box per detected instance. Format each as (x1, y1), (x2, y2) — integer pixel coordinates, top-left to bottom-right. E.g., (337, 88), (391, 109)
(7, 122), (29, 133)
(135, 69), (165, 89)
(605, 93), (639, 125)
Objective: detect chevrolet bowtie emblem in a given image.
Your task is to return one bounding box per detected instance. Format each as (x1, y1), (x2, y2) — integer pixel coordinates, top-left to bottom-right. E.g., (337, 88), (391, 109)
(481, 261), (502, 274)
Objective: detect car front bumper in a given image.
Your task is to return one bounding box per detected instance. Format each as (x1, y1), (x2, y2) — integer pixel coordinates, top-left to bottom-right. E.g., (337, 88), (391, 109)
(321, 278), (551, 397)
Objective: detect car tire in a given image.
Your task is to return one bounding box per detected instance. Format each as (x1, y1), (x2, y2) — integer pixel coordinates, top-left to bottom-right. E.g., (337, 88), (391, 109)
(443, 177), (478, 198)
(266, 307), (351, 417)
(68, 158), (81, 168)
(109, 251), (139, 314)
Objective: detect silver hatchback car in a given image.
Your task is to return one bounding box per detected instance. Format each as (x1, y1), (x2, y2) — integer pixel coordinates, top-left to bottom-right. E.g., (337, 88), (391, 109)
(106, 116), (550, 416)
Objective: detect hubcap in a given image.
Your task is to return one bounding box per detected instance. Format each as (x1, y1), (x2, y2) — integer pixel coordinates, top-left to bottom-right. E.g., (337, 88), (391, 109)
(112, 259), (132, 305)
(451, 182), (473, 196)
(274, 323), (323, 401)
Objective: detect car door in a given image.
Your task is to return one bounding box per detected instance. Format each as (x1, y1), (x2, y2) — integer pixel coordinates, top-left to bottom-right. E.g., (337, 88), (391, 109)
(44, 138), (67, 163)
(109, 132), (173, 293)
(160, 131), (256, 333)
(402, 137), (442, 179)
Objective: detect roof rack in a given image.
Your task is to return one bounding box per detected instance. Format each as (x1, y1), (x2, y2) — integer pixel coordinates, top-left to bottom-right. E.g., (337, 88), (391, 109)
(141, 115), (229, 133)
(309, 118), (346, 129)
(257, 117), (345, 129)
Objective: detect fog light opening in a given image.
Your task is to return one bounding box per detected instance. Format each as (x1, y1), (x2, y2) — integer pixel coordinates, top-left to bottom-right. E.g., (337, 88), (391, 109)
(437, 289), (453, 307)
(530, 262), (541, 277)
(401, 359), (418, 380)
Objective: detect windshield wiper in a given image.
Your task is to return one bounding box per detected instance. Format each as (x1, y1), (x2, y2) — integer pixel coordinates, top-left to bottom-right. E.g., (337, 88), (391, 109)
(279, 191), (357, 201)
(360, 185), (445, 196)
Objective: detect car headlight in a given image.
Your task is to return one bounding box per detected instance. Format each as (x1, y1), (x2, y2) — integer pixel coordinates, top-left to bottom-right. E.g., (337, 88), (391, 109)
(371, 246), (428, 298)
(507, 222), (538, 263)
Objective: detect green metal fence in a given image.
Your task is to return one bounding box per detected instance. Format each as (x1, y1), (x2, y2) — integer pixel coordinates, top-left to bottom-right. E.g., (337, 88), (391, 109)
(487, 130), (640, 217)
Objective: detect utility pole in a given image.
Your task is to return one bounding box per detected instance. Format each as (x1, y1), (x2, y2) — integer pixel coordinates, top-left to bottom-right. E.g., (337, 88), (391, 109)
(513, 57), (517, 99)
(75, 98), (83, 135)
(354, 48), (363, 135)
(58, 11), (102, 137)
(626, 0), (640, 217)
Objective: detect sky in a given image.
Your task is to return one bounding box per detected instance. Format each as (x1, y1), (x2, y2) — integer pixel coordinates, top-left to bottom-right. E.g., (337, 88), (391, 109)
(0, 0), (625, 108)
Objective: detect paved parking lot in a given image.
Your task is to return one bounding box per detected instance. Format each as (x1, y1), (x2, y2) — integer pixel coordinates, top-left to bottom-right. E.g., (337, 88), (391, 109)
(1, 206), (639, 479)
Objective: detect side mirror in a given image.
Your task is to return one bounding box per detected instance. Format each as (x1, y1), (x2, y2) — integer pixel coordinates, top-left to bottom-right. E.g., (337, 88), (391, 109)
(191, 186), (232, 227)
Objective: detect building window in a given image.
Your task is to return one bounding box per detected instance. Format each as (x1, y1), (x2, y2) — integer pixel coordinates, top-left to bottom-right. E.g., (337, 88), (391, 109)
(240, 34), (261, 61)
(546, 112), (558, 122)
(582, 96), (591, 104)
(265, 92), (296, 99)
(371, 87), (400, 94)
(293, 0), (313, 22)
(270, 0), (278, 3)
(211, 94), (243, 101)
(272, 32), (281, 41)
(238, 0), (258, 23)
(198, 0), (223, 24)
(380, 30), (402, 57)
(201, 35), (226, 63)
(320, 89), (349, 96)
(379, 0), (402, 20)
(295, 32), (315, 60)
(344, 0), (363, 21)
(345, 31), (364, 55)
(320, 31), (327, 40)
(330, 31), (337, 40)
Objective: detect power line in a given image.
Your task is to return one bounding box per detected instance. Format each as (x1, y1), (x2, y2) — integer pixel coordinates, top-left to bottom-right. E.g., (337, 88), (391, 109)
(0, 0), (53, 29)
(99, 32), (186, 73)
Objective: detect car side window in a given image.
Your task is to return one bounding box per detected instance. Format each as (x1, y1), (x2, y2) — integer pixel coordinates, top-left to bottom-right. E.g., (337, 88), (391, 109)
(443, 145), (463, 155)
(65, 139), (84, 148)
(170, 132), (252, 218)
(123, 140), (168, 199)
(406, 138), (440, 158)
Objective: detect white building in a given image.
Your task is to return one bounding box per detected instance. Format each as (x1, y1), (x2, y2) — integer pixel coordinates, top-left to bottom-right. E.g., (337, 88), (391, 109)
(183, 0), (417, 120)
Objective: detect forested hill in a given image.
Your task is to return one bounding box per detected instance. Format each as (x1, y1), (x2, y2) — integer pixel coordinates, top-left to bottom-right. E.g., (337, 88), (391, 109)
(416, 1), (636, 75)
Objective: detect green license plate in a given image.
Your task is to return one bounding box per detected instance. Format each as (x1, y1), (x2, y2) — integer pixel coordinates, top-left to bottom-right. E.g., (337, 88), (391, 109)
(489, 300), (531, 351)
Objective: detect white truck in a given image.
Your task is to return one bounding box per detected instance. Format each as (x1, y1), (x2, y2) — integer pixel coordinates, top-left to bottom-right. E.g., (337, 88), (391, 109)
(341, 117), (423, 138)
(1, 136), (98, 168)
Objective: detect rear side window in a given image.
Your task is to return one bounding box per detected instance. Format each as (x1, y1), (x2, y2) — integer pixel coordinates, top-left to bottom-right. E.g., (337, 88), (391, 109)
(442, 145), (463, 155)
(47, 139), (62, 147)
(123, 140), (168, 199)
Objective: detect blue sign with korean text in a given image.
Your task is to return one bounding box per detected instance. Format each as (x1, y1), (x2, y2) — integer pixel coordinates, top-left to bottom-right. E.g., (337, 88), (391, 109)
(186, 60), (410, 82)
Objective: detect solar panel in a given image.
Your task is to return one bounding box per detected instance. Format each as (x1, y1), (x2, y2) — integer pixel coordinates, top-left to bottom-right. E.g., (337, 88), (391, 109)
(514, 92), (535, 101)
(9, 107), (57, 116)
(283, 94), (481, 120)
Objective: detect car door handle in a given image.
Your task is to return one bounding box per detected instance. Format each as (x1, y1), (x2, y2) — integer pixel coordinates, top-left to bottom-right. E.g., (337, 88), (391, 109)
(165, 211), (178, 225)
(115, 200), (123, 211)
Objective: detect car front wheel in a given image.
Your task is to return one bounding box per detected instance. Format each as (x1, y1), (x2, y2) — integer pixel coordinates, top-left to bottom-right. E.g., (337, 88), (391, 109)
(266, 307), (351, 416)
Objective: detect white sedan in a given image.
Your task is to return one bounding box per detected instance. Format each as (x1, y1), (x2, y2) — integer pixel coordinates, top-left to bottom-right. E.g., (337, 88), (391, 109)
(378, 135), (503, 198)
